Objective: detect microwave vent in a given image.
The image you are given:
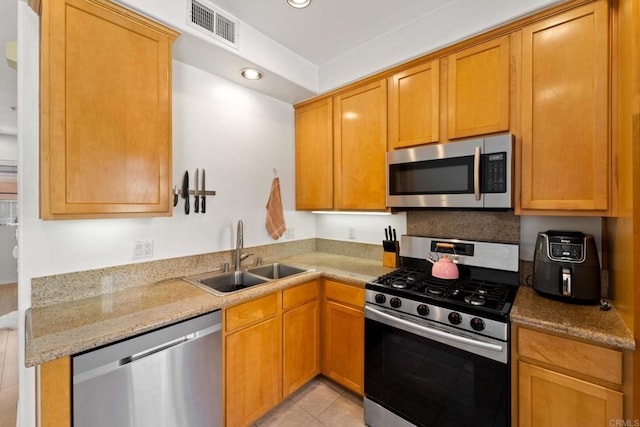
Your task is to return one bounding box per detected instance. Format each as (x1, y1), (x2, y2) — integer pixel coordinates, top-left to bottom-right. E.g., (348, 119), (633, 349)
(188, 0), (239, 49)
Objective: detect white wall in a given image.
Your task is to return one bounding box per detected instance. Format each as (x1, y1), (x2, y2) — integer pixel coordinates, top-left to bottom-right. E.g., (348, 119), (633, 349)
(0, 133), (17, 162)
(17, 2), (38, 425)
(315, 212), (406, 245)
(21, 60), (315, 279)
(16, 10), (315, 422)
(318, 0), (564, 92)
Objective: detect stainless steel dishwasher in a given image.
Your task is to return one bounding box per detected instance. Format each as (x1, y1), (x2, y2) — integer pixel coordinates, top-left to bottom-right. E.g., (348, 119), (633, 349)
(73, 311), (222, 427)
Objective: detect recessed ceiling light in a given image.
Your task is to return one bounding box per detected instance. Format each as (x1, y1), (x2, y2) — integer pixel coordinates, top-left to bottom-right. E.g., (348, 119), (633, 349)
(286, 0), (311, 9)
(240, 68), (263, 80)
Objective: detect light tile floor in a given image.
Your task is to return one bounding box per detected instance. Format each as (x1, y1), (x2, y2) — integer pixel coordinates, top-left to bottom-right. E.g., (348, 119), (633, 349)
(254, 376), (366, 427)
(0, 328), (17, 427)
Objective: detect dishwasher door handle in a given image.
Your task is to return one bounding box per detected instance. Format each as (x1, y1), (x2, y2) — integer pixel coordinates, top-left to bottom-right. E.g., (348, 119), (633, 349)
(122, 322), (221, 364)
(121, 322), (221, 365)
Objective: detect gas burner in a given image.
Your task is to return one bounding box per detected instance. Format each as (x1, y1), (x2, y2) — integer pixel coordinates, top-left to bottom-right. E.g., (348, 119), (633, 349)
(426, 287), (446, 296)
(465, 295), (486, 306)
(391, 280), (408, 289)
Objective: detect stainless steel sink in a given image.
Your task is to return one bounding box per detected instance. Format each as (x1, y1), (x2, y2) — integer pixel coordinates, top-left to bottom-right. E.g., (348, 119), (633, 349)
(247, 263), (307, 279)
(185, 271), (269, 296)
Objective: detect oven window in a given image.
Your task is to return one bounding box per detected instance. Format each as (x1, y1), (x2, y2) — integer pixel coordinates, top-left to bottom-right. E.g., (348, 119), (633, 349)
(388, 156), (474, 195)
(365, 318), (509, 427)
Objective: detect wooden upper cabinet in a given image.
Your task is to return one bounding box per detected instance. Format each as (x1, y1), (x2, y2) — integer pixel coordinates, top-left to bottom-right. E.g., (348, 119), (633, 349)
(447, 35), (510, 139)
(295, 98), (334, 210)
(520, 1), (609, 213)
(40, 0), (179, 219)
(388, 60), (440, 149)
(334, 80), (388, 210)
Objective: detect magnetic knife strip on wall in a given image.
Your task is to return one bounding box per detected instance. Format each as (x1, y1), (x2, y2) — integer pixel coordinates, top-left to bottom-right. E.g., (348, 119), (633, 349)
(173, 169), (216, 214)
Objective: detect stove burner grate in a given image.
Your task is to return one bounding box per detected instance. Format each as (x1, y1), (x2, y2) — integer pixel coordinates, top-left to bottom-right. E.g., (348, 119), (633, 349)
(370, 267), (515, 313)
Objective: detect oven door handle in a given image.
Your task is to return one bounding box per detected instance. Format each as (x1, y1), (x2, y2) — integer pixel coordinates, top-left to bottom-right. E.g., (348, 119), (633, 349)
(365, 306), (503, 353)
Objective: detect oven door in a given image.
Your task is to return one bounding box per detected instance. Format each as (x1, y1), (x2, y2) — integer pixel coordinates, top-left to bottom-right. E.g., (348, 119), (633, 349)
(364, 305), (510, 427)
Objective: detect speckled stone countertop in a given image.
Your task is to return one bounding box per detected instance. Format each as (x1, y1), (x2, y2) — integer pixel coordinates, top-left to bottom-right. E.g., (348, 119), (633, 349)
(511, 286), (635, 350)
(25, 252), (392, 367)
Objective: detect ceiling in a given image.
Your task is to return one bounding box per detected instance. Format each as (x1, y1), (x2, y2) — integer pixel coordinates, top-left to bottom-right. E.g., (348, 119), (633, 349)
(0, 0), (456, 134)
(0, 0), (17, 135)
(208, 0), (454, 66)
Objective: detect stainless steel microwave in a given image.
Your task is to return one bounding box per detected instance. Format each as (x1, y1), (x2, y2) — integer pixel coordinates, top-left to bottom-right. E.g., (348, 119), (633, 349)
(386, 134), (513, 209)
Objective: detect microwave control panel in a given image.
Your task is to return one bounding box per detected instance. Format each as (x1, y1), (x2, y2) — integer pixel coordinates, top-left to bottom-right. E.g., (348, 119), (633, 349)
(481, 152), (507, 193)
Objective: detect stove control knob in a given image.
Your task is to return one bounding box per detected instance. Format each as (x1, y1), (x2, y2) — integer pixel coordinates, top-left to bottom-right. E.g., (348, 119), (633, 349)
(470, 317), (485, 331)
(417, 304), (429, 316)
(374, 294), (386, 304)
(448, 312), (462, 325)
(390, 297), (402, 308)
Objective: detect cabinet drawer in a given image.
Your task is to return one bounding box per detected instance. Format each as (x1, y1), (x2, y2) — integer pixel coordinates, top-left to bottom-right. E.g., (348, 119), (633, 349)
(283, 281), (318, 311)
(323, 280), (364, 308)
(225, 293), (279, 333)
(518, 327), (622, 385)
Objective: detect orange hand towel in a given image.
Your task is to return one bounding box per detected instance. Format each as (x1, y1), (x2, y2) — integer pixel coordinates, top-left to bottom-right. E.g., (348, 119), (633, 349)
(266, 177), (286, 240)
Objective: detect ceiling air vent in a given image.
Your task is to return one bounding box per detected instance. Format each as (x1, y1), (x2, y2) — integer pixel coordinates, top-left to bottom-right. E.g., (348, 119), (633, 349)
(188, 0), (239, 49)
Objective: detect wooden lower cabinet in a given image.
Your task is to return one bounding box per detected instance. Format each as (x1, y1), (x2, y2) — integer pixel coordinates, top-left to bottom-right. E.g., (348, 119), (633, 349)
(283, 282), (320, 398)
(224, 281), (320, 426)
(518, 362), (622, 427)
(224, 293), (282, 427)
(321, 280), (365, 395)
(39, 356), (72, 427)
(513, 325), (626, 426)
(225, 316), (282, 427)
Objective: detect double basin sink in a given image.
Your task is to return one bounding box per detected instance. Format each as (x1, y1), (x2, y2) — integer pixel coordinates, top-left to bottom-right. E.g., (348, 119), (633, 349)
(185, 263), (309, 296)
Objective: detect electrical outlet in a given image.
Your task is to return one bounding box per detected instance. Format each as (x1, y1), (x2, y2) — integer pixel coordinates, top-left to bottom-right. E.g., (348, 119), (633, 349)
(286, 228), (295, 239)
(349, 226), (356, 240)
(133, 240), (153, 259)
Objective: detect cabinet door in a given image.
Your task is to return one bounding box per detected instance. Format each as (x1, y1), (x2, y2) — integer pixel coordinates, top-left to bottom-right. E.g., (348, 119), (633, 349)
(39, 356), (72, 427)
(322, 299), (364, 395)
(518, 362), (622, 427)
(388, 60), (440, 149)
(520, 1), (609, 212)
(283, 300), (320, 397)
(40, 0), (178, 219)
(225, 316), (282, 427)
(447, 35), (510, 139)
(295, 98), (334, 210)
(334, 80), (388, 210)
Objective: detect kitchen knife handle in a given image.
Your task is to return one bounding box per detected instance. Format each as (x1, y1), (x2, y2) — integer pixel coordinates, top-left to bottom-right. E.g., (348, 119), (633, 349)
(201, 196), (206, 213)
(194, 193), (199, 213)
(185, 195), (189, 214)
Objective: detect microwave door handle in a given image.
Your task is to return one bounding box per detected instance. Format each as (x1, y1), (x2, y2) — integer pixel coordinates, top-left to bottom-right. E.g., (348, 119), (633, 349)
(474, 146), (481, 200)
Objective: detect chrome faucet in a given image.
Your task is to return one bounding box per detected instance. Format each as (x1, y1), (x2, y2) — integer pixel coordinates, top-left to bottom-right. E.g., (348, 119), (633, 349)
(235, 219), (253, 271)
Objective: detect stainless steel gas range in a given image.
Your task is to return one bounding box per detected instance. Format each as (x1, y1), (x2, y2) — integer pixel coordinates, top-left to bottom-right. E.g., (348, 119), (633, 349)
(364, 235), (519, 427)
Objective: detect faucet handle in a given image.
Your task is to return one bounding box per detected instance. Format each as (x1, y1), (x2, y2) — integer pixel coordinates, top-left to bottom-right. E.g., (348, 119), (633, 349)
(256, 256), (263, 266)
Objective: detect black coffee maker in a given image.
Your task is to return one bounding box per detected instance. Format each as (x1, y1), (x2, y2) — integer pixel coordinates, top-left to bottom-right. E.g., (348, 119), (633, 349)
(532, 230), (601, 304)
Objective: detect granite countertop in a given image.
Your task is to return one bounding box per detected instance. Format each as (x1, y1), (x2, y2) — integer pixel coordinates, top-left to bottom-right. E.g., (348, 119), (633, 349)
(27, 251), (636, 367)
(25, 252), (392, 367)
(511, 286), (635, 350)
